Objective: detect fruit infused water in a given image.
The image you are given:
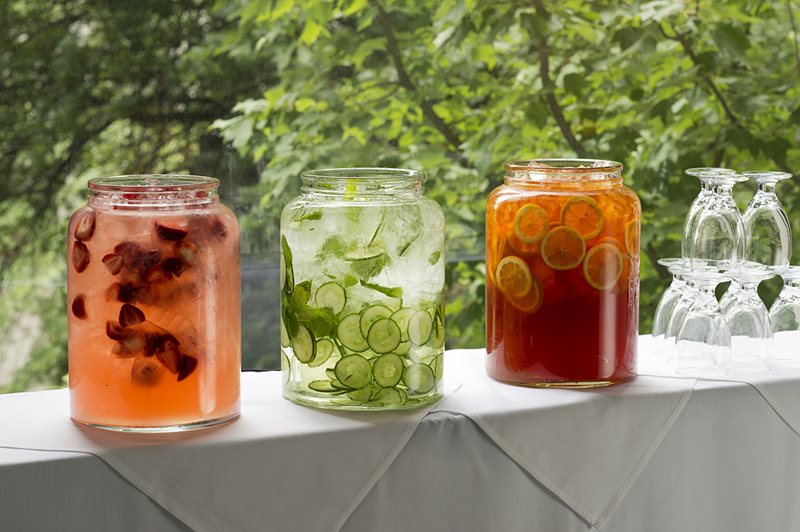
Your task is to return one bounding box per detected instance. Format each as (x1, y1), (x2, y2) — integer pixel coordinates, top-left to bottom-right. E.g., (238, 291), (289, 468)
(281, 168), (445, 409)
(67, 176), (241, 431)
(486, 160), (640, 386)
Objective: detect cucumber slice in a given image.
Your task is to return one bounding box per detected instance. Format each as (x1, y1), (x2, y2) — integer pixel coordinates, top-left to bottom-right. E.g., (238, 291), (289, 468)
(281, 351), (291, 383)
(404, 363), (436, 394)
(325, 368), (337, 380)
(347, 386), (373, 403)
(430, 317), (445, 348)
(359, 304), (393, 337)
(394, 340), (411, 355)
(408, 310), (433, 345)
(398, 388), (408, 405)
(390, 308), (416, 342)
(330, 378), (350, 390)
(344, 249), (384, 262)
(367, 318), (401, 354)
(292, 325), (316, 364)
(334, 355), (372, 389)
(308, 338), (335, 368)
(371, 387), (405, 407)
(314, 282), (346, 315)
(309, 380), (339, 392)
(431, 354), (444, 380)
(337, 313), (369, 352)
(280, 253), (286, 292)
(280, 319), (290, 348)
(373, 353), (404, 387)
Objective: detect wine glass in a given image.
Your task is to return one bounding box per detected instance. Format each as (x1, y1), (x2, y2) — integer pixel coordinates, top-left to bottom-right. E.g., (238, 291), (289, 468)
(723, 263), (774, 373)
(652, 258), (690, 356)
(682, 168), (746, 267)
(673, 262), (732, 377)
(741, 171), (793, 267)
(770, 266), (800, 368)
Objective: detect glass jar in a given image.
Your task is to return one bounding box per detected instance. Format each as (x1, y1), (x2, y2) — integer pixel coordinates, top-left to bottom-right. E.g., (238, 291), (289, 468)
(281, 168), (445, 409)
(485, 159), (640, 386)
(67, 175), (241, 431)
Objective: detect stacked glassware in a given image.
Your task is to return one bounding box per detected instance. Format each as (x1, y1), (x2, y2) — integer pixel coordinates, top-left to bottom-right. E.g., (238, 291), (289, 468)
(652, 168), (797, 375)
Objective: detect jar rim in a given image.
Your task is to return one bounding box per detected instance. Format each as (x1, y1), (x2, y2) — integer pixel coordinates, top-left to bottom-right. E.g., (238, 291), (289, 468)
(300, 167), (424, 181)
(88, 174), (219, 192)
(505, 159), (623, 173)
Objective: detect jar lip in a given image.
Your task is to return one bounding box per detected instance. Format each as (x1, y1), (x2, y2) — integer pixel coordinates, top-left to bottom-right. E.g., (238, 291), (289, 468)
(88, 174), (219, 192)
(300, 167), (424, 181)
(505, 159), (623, 173)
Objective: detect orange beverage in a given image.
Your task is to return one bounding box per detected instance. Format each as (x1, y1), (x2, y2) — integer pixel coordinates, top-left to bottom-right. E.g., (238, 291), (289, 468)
(67, 176), (241, 431)
(486, 160), (640, 386)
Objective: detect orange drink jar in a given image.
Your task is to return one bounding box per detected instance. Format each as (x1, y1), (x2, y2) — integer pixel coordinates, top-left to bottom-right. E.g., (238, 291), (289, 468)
(486, 160), (640, 387)
(67, 175), (241, 431)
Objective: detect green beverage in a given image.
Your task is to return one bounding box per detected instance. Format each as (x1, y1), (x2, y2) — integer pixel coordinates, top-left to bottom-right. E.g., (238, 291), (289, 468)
(280, 168), (445, 409)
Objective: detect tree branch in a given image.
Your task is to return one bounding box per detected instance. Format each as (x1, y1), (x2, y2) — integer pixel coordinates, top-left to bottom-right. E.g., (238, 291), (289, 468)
(374, 2), (466, 158)
(786, 0), (800, 78)
(532, 0), (587, 158)
(660, 23), (800, 187)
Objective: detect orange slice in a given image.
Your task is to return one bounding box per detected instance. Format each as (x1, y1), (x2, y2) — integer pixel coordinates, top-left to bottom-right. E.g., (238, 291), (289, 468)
(624, 219), (640, 257)
(495, 256), (532, 297)
(561, 195), (603, 239)
(514, 204), (549, 244)
(541, 226), (586, 270)
(507, 276), (543, 313)
(583, 243), (624, 291)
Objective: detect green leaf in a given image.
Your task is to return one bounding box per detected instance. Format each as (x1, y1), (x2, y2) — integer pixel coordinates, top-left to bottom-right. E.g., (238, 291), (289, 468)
(428, 250), (441, 265)
(293, 209), (322, 222)
(292, 280), (312, 307)
(359, 279), (404, 298)
(711, 24), (750, 61)
(281, 235), (294, 265)
(297, 307), (337, 338)
(300, 19), (323, 45)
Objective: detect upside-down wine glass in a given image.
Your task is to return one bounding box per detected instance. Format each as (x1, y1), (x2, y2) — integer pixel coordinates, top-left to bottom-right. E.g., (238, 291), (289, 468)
(721, 171), (793, 311)
(770, 266), (800, 368)
(674, 262), (732, 377)
(723, 263), (774, 373)
(652, 258), (689, 356)
(682, 167), (746, 268)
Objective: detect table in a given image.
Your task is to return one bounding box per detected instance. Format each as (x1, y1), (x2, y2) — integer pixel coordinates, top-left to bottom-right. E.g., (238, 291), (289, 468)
(2, 338), (800, 532)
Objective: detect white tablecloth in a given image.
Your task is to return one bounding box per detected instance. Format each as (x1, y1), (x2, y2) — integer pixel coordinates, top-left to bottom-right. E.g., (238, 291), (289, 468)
(2, 338), (800, 531)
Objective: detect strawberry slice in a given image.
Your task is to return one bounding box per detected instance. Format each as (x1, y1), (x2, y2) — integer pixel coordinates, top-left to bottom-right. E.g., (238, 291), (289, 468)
(162, 257), (187, 277)
(144, 264), (173, 284)
(71, 295), (87, 319)
(106, 320), (134, 341)
(119, 303), (145, 327)
(131, 356), (164, 386)
(153, 334), (181, 374)
(156, 224), (188, 241)
(72, 242), (90, 273)
(174, 241), (198, 266)
(73, 210), (96, 242)
(102, 253), (123, 275)
(177, 354), (198, 382)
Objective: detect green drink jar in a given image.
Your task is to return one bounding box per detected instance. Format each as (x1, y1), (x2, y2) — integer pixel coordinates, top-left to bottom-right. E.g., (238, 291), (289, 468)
(280, 168), (445, 409)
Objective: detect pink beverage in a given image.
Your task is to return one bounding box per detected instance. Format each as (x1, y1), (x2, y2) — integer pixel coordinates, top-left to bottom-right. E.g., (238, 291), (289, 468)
(67, 176), (241, 431)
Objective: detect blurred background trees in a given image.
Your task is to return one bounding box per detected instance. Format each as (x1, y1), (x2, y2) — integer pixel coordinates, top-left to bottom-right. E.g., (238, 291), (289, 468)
(1, 0), (798, 391)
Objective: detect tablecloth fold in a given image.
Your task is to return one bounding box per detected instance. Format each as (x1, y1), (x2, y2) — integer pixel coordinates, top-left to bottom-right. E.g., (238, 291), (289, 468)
(0, 372), (451, 532)
(638, 334), (800, 438)
(434, 349), (695, 529)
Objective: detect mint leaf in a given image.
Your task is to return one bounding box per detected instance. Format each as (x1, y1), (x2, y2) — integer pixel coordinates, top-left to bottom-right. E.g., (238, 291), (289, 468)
(298, 307), (337, 338)
(342, 275), (358, 287)
(291, 280), (312, 307)
(294, 209), (322, 222)
(281, 235), (293, 265)
(428, 250), (441, 265)
(350, 253), (389, 279)
(359, 279), (403, 298)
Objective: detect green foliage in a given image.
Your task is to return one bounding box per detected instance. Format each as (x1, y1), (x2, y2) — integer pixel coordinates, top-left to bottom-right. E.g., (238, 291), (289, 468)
(217, 0), (800, 344)
(3, 0), (800, 389)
